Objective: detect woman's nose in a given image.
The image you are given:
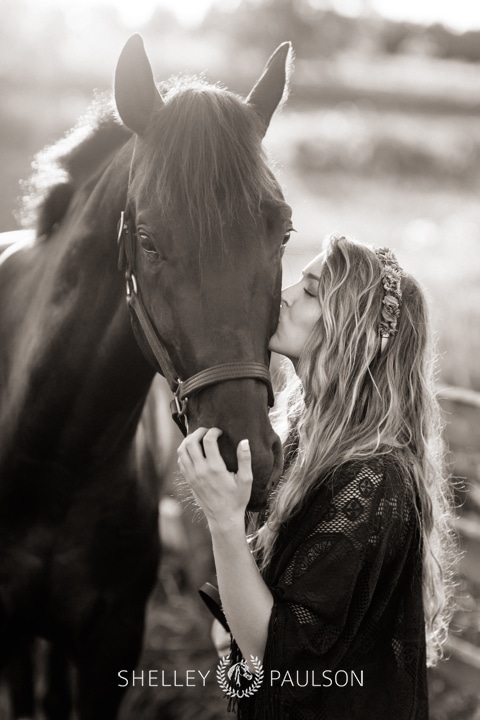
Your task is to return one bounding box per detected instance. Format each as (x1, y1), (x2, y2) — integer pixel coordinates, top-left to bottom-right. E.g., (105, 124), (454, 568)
(281, 282), (299, 307)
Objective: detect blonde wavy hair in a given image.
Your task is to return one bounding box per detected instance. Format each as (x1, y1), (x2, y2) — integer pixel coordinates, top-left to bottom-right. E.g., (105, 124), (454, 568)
(252, 234), (457, 667)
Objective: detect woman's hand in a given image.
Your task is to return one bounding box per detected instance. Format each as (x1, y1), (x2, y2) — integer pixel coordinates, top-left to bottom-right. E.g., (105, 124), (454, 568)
(180, 428), (273, 664)
(177, 427), (253, 529)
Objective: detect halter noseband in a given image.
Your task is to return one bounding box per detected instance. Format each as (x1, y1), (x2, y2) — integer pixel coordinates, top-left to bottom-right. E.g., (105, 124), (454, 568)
(117, 209), (274, 436)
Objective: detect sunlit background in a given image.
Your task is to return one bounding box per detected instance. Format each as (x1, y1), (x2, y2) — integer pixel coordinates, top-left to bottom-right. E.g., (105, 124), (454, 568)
(1, 1), (479, 718)
(10, 0), (480, 31)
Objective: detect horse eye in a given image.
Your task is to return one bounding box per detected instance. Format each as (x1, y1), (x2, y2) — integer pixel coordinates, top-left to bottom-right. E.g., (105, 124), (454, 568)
(283, 227), (295, 246)
(138, 232), (158, 256)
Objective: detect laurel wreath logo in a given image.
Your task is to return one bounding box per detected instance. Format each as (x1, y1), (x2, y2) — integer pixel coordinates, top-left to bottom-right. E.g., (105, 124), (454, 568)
(216, 654), (264, 698)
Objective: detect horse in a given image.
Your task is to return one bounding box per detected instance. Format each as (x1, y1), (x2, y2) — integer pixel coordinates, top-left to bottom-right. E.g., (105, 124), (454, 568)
(228, 659), (254, 686)
(0, 35), (293, 719)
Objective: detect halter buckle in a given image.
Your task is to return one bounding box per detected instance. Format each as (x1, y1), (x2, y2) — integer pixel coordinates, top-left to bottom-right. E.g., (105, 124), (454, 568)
(125, 272), (138, 298)
(173, 381), (187, 417)
(171, 381), (189, 435)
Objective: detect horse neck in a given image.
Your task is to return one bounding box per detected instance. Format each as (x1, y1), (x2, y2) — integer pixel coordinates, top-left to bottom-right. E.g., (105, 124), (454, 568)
(17, 143), (155, 465)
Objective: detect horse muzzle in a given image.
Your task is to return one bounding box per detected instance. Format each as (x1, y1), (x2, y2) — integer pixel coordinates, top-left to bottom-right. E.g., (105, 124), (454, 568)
(186, 379), (284, 512)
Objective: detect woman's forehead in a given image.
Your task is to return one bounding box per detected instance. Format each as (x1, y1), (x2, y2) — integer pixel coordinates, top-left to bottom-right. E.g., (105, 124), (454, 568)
(302, 251), (325, 278)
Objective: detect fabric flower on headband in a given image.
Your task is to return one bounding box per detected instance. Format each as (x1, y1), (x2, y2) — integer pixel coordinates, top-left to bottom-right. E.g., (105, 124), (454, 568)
(374, 247), (404, 338)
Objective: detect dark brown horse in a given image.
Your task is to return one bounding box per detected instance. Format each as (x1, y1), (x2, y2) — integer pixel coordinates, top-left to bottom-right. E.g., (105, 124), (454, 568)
(0, 36), (293, 719)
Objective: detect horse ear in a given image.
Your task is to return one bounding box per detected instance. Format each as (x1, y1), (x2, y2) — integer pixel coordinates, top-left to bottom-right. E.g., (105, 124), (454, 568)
(246, 42), (293, 136)
(114, 34), (163, 136)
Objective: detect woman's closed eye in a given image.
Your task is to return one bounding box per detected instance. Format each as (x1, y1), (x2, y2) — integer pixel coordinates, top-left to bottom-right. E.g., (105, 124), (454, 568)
(303, 287), (317, 298)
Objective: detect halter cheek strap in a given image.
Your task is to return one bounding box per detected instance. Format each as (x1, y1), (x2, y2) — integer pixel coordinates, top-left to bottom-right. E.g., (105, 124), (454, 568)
(117, 210), (274, 436)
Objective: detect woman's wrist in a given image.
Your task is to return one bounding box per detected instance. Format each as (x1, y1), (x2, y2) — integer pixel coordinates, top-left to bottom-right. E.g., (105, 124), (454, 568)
(208, 514), (246, 538)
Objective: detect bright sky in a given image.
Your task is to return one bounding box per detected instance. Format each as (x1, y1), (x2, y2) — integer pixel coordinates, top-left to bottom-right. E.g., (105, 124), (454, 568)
(24, 0), (480, 32)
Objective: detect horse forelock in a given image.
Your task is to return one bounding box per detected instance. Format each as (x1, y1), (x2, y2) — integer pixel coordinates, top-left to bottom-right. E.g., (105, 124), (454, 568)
(136, 78), (285, 250)
(19, 93), (131, 240)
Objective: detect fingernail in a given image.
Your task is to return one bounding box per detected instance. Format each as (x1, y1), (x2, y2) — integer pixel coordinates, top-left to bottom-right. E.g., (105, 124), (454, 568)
(240, 439), (250, 452)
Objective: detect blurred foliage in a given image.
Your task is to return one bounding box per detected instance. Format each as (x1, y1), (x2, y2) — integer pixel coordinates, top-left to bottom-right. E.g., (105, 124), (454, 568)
(2, 0), (480, 89)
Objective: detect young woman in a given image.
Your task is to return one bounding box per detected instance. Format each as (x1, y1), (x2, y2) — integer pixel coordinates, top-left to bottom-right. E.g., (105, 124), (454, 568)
(177, 235), (456, 720)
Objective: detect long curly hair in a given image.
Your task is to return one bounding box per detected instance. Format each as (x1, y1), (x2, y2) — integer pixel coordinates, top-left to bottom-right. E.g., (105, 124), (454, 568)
(253, 234), (457, 667)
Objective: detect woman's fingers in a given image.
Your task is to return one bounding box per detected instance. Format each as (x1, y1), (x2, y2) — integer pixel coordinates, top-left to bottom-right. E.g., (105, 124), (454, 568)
(178, 427), (226, 480)
(236, 439), (253, 485)
(179, 429), (252, 495)
(179, 426), (208, 464)
(178, 431), (252, 522)
(202, 428), (225, 468)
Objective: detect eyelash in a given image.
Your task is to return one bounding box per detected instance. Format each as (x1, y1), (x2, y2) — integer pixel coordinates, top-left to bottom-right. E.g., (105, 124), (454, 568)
(282, 227), (296, 249)
(303, 288), (317, 298)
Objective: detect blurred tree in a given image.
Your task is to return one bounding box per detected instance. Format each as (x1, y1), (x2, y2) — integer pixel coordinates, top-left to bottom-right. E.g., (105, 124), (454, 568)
(426, 24), (480, 63)
(202, 0), (376, 60)
(379, 19), (480, 63)
(203, 0), (316, 56)
(380, 21), (412, 55)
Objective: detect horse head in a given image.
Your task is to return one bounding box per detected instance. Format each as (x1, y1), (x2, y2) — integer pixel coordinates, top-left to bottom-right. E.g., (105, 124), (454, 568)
(114, 35), (293, 509)
(228, 661), (253, 686)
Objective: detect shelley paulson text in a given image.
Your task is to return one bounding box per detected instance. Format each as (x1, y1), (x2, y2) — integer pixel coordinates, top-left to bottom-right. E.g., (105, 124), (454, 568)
(117, 668), (364, 688)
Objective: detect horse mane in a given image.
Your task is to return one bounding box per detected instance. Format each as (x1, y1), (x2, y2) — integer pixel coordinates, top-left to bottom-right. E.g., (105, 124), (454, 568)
(138, 77), (285, 247)
(19, 94), (131, 238)
(20, 79), (285, 244)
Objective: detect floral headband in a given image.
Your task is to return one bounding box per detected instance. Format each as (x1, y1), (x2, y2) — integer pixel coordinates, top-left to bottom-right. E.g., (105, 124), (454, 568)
(374, 247), (404, 343)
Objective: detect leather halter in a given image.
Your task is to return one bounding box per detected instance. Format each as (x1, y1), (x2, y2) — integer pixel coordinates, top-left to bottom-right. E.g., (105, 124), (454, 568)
(117, 209), (274, 436)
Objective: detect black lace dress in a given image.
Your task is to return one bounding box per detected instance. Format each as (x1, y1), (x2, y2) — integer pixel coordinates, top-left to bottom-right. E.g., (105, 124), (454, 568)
(235, 456), (428, 720)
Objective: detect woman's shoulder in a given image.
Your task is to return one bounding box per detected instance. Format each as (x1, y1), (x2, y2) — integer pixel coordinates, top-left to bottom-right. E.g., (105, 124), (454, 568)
(334, 452), (411, 486)
(275, 452), (418, 568)
(283, 452), (416, 537)
(311, 452), (415, 512)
